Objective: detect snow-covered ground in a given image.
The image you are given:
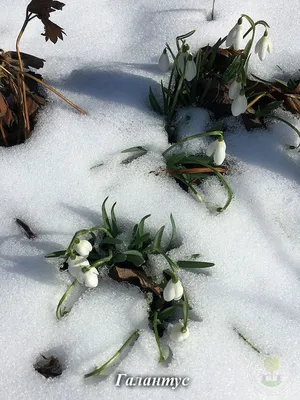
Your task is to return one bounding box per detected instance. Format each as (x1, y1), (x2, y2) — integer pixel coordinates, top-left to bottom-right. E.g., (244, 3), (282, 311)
(1, 0), (300, 399)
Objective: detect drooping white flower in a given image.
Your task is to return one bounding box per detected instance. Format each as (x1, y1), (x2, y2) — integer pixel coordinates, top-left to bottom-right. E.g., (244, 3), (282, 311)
(82, 267), (99, 288)
(74, 239), (93, 257)
(184, 56), (197, 82)
(226, 20), (244, 50)
(228, 79), (242, 100)
(170, 322), (190, 342)
(231, 93), (248, 116)
(178, 51), (189, 71)
(158, 49), (170, 72)
(255, 30), (272, 61)
(161, 345), (170, 360)
(206, 139), (226, 166)
(163, 279), (184, 302)
(67, 256), (99, 288)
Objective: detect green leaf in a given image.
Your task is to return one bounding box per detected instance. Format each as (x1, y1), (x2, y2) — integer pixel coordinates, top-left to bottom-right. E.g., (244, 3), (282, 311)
(149, 86), (163, 114)
(152, 225), (165, 252)
(121, 146), (147, 154)
(101, 237), (122, 245)
(122, 250), (145, 267)
(112, 253), (127, 263)
(158, 305), (182, 320)
(45, 250), (67, 258)
(255, 100), (283, 117)
(177, 261), (214, 268)
(167, 213), (176, 251)
(110, 203), (119, 237)
(138, 214), (151, 237)
(101, 197), (111, 232)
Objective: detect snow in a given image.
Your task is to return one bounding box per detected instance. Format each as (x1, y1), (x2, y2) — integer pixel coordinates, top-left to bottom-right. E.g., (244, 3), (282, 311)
(1, 0), (300, 399)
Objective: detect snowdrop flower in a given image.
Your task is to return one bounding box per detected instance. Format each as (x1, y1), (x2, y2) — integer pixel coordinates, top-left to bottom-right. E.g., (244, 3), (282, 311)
(74, 239), (93, 257)
(161, 345), (170, 361)
(206, 139), (226, 166)
(163, 279), (184, 302)
(178, 51), (188, 71)
(228, 79), (242, 100)
(158, 49), (170, 72)
(226, 19), (244, 50)
(80, 267), (99, 288)
(68, 256), (99, 288)
(255, 30), (272, 61)
(170, 322), (190, 342)
(231, 93), (248, 116)
(184, 55), (197, 82)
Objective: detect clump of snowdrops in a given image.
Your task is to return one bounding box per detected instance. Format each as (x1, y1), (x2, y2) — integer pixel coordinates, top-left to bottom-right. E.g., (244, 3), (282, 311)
(46, 199), (214, 376)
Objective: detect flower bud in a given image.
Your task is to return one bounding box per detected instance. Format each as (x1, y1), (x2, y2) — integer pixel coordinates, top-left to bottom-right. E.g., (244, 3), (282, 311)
(170, 322), (190, 342)
(83, 267), (99, 288)
(184, 56), (197, 82)
(158, 49), (170, 72)
(231, 93), (247, 116)
(163, 279), (184, 302)
(74, 239), (93, 257)
(206, 139), (226, 166)
(255, 30), (272, 61)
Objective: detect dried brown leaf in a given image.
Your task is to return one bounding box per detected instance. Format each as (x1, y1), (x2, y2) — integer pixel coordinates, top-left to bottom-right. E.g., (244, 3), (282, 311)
(34, 355), (62, 379)
(28, 0), (65, 19)
(0, 93), (13, 126)
(42, 19), (66, 43)
(5, 51), (45, 70)
(109, 266), (162, 296)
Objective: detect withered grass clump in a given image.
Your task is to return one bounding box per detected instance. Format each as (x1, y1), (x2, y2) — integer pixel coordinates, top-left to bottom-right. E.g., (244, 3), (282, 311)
(0, 0), (86, 147)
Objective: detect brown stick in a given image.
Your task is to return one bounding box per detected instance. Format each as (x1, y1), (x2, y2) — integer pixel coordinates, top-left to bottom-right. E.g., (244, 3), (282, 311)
(20, 71), (87, 115)
(166, 167), (227, 174)
(16, 15), (31, 139)
(0, 123), (8, 146)
(247, 93), (267, 110)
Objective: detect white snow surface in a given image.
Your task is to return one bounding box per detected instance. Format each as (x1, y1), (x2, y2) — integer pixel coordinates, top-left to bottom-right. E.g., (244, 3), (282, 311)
(1, 0), (300, 399)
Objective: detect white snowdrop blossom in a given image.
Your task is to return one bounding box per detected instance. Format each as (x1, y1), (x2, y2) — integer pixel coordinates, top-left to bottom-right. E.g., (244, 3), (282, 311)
(67, 256), (99, 288)
(74, 239), (93, 257)
(158, 50), (170, 72)
(184, 57), (197, 82)
(206, 139), (226, 166)
(170, 322), (190, 342)
(163, 279), (184, 302)
(226, 20), (244, 50)
(178, 51), (189, 71)
(255, 30), (272, 61)
(231, 93), (248, 116)
(81, 267), (99, 288)
(161, 345), (170, 360)
(228, 79), (242, 100)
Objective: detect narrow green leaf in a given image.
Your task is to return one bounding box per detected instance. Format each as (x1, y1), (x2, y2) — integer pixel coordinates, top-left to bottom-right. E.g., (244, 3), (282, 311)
(149, 86), (163, 114)
(121, 146), (147, 154)
(158, 305), (181, 320)
(45, 250), (67, 258)
(138, 214), (151, 237)
(101, 197), (111, 232)
(112, 253), (127, 263)
(122, 250), (145, 266)
(101, 237), (122, 245)
(177, 260), (214, 269)
(152, 225), (165, 252)
(110, 203), (119, 237)
(167, 214), (176, 251)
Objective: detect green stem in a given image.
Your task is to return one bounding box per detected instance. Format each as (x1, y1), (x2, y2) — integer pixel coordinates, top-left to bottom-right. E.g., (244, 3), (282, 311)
(84, 329), (140, 377)
(153, 311), (166, 362)
(269, 114), (300, 141)
(197, 160), (233, 211)
(162, 131), (223, 157)
(243, 20), (270, 39)
(56, 279), (78, 320)
(159, 251), (180, 271)
(66, 226), (113, 255)
(211, 0), (216, 20)
(182, 289), (189, 331)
